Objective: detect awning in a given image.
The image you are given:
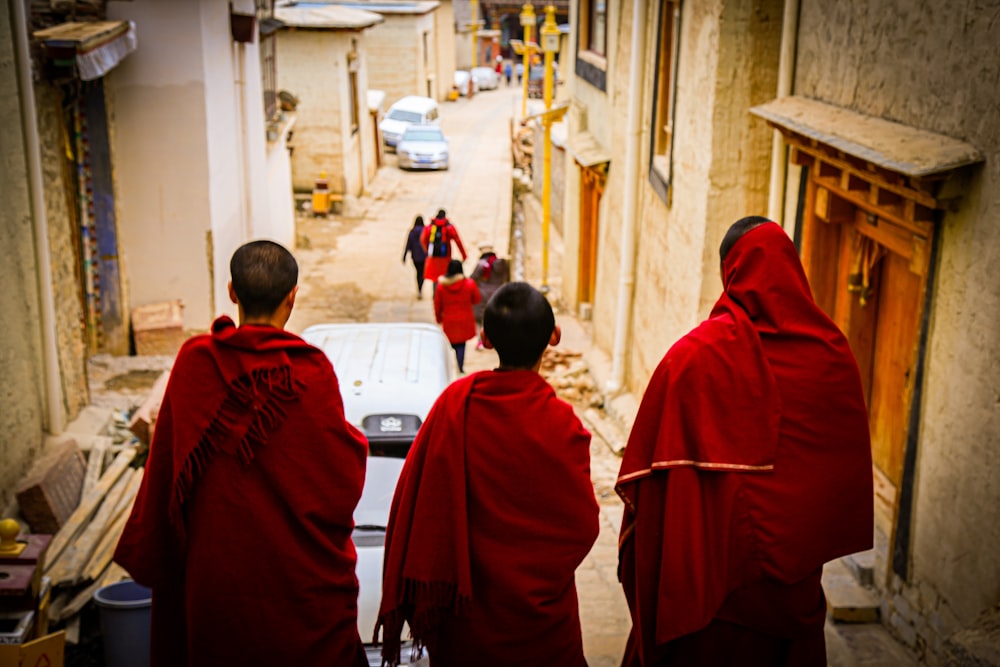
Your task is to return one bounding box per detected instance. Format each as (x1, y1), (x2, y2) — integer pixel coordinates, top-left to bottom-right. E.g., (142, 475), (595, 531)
(34, 20), (137, 81)
(750, 96), (982, 178)
(565, 130), (611, 168)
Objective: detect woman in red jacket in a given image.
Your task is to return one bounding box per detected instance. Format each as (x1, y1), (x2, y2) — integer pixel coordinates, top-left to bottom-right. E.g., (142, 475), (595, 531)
(434, 259), (481, 373)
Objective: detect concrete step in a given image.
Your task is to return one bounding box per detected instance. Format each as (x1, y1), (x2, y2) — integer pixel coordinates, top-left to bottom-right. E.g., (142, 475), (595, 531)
(823, 558), (882, 623)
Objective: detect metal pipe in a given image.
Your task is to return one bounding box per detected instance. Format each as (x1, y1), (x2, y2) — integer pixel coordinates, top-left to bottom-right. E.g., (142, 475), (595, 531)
(767, 0), (800, 224)
(11, 0), (65, 433)
(608, 0), (647, 394)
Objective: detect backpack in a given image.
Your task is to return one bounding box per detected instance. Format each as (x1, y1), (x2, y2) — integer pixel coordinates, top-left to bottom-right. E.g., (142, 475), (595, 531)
(427, 223), (451, 257)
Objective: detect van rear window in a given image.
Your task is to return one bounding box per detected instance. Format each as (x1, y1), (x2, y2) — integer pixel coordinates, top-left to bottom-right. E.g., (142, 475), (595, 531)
(388, 109), (422, 123)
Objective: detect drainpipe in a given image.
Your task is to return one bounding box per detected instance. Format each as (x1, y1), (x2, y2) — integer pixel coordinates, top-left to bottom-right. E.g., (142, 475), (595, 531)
(607, 0), (647, 394)
(766, 0), (800, 224)
(12, 0), (65, 433)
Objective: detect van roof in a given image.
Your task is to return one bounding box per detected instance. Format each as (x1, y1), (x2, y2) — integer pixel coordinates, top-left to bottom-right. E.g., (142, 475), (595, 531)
(301, 322), (456, 426)
(389, 95), (438, 113)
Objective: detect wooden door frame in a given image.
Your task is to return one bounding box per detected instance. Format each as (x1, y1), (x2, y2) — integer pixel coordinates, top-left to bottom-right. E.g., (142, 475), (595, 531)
(789, 135), (946, 583)
(578, 162), (607, 306)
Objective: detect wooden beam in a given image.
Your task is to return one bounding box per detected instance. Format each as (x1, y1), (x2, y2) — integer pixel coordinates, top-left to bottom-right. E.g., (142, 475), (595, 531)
(43, 448), (136, 570)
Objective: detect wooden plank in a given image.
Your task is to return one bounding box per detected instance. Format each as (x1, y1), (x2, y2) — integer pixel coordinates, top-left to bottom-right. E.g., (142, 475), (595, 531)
(45, 469), (135, 586)
(79, 471), (142, 585)
(81, 440), (108, 498)
(81, 511), (129, 584)
(43, 448), (136, 570)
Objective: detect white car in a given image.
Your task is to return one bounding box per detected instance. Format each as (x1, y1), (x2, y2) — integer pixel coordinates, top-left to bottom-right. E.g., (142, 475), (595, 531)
(396, 125), (450, 171)
(379, 95), (440, 150)
(453, 69), (476, 96)
(301, 322), (459, 666)
(471, 66), (500, 91)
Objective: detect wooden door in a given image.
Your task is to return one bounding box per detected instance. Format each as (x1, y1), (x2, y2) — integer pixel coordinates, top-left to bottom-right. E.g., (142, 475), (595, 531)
(797, 160), (934, 550)
(578, 164), (606, 305)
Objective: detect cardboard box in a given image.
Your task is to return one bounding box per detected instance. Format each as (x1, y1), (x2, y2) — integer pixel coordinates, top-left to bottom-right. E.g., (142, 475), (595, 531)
(132, 300), (185, 356)
(0, 630), (64, 667)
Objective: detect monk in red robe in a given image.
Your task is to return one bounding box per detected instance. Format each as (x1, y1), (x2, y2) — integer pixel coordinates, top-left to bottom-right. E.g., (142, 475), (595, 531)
(617, 218), (874, 666)
(115, 240), (369, 667)
(377, 282), (600, 666)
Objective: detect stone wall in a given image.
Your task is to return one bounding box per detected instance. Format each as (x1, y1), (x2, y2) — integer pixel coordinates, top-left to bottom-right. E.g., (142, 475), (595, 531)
(0, 8), (46, 504)
(795, 0), (1000, 659)
(365, 13), (437, 108)
(278, 30), (348, 193)
(35, 84), (90, 418)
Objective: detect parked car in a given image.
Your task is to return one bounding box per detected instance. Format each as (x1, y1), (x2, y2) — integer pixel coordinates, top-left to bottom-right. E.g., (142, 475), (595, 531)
(453, 69), (476, 96)
(301, 322), (459, 666)
(470, 66), (500, 91)
(395, 125), (450, 171)
(379, 95), (440, 150)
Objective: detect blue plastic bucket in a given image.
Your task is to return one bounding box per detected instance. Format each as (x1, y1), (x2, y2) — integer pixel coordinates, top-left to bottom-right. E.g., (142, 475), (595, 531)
(93, 579), (151, 667)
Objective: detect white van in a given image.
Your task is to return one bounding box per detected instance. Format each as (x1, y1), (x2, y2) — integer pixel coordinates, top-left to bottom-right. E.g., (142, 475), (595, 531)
(378, 95), (440, 150)
(301, 322), (458, 665)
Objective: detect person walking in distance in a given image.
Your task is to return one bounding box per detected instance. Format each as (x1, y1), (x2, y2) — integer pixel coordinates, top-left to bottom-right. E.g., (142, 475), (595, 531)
(421, 209), (467, 295)
(114, 240), (370, 667)
(434, 259), (480, 374)
(402, 215), (428, 299)
(378, 282), (599, 667)
(616, 218), (873, 666)
(470, 243), (509, 350)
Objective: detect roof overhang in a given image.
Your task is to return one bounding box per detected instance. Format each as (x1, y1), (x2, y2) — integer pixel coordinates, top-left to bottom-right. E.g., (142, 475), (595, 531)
(565, 129), (610, 168)
(750, 96), (982, 178)
(33, 20), (137, 81)
(276, 4), (384, 29)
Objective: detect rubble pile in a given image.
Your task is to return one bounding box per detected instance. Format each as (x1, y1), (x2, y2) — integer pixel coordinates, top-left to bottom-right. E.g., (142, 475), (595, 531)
(511, 119), (534, 177)
(540, 349), (604, 409)
(4, 370), (168, 645)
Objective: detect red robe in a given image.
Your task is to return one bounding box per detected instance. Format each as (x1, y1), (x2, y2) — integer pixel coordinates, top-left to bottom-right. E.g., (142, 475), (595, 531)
(616, 222), (873, 666)
(420, 216), (468, 282)
(377, 370), (599, 666)
(114, 316), (369, 667)
(434, 275), (481, 343)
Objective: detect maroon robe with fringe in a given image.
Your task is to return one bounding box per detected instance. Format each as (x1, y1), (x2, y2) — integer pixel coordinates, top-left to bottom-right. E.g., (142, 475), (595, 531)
(377, 370), (600, 666)
(114, 316), (368, 667)
(617, 223), (874, 666)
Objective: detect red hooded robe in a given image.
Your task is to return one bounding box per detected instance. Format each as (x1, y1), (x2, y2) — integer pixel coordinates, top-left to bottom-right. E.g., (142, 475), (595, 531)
(420, 215), (468, 283)
(377, 370), (600, 666)
(114, 316), (369, 667)
(616, 222), (873, 666)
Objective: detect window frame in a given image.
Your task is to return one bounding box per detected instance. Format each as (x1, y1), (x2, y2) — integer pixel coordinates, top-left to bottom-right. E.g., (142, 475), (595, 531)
(574, 0), (607, 91)
(257, 0), (279, 124)
(648, 1), (681, 203)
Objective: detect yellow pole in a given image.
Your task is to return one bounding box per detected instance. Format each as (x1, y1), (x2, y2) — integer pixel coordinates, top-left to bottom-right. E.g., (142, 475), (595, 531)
(520, 3), (535, 119)
(471, 0), (479, 68)
(540, 5), (557, 292)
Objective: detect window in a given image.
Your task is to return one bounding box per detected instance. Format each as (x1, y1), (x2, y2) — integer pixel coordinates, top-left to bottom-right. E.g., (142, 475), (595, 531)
(575, 0), (608, 90)
(257, 0), (279, 123)
(649, 1), (681, 201)
(581, 0), (606, 56)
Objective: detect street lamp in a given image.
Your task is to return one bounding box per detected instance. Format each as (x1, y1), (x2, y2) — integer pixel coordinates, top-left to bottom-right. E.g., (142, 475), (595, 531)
(539, 4), (560, 292)
(519, 3), (535, 119)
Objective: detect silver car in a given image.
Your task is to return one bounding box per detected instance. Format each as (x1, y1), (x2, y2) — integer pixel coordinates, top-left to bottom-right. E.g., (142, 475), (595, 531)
(301, 322), (459, 666)
(395, 125), (450, 171)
